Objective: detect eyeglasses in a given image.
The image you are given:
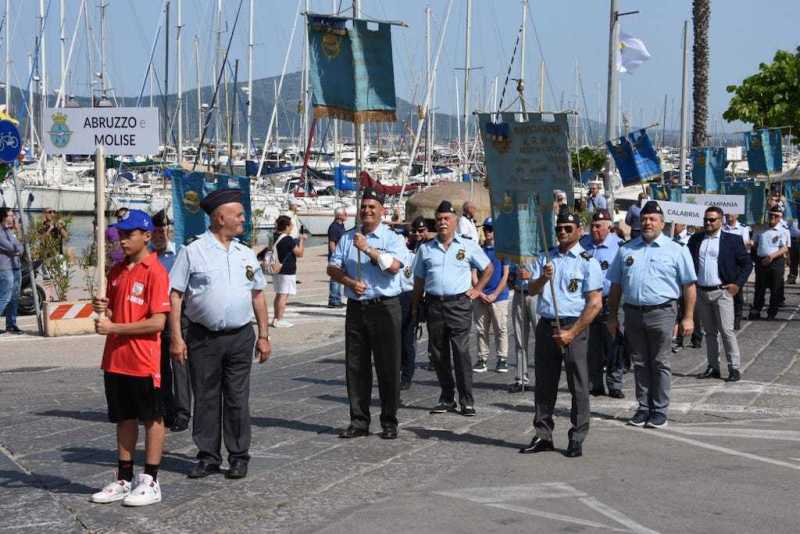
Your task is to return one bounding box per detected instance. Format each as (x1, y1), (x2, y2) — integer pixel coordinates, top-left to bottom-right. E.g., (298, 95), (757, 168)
(768, 214), (781, 218)
(703, 217), (719, 223)
(556, 225), (574, 234)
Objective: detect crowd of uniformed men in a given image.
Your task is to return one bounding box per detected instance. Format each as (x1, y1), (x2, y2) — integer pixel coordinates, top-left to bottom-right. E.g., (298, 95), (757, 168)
(86, 184), (793, 505)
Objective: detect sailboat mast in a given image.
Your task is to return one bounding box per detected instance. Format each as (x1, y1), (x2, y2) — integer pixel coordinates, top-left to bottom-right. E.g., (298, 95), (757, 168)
(99, 1), (107, 99)
(331, 0), (338, 168)
(604, 0), (619, 191)
(678, 20), (689, 185)
(39, 0), (47, 151)
(214, 0), (222, 157)
(353, 0), (363, 176)
(177, 0), (183, 162)
(59, 0), (65, 101)
(425, 6), (431, 179)
(194, 36), (201, 143)
(520, 0), (527, 110)
(462, 0), (472, 176)
(164, 1), (170, 150)
(246, 0), (254, 158)
(28, 53), (34, 149)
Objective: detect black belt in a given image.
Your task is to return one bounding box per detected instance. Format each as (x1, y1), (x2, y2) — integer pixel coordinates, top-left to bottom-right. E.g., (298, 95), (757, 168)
(426, 293), (467, 302)
(539, 316), (579, 326)
(623, 300), (675, 312)
(190, 321), (250, 336)
(699, 284), (726, 291)
(349, 295), (399, 305)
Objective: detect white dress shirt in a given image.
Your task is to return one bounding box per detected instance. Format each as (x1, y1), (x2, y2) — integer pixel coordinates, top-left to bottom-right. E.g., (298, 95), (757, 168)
(697, 231), (722, 286)
(723, 222), (750, 245)
(457, 216), (479, 241)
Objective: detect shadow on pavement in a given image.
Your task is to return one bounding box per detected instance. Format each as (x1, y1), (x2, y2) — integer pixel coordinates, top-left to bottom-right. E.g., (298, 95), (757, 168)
(0, 469), (95, 494)
(35, 410), (107, 422)
(251, 416), (336, 435)
(60, 447), (194, 475)
(403, 426), (520, 450)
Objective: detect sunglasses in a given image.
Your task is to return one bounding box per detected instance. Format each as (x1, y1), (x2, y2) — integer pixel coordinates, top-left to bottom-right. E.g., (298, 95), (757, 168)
(768, 213), (781, 218)
(556, 225), (575, 234)
(703, 217), (719, 223)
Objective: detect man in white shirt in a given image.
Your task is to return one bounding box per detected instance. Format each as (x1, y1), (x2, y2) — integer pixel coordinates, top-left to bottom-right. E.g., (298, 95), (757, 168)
(723, 213), (752, 329)
(458, 201), (480, 242)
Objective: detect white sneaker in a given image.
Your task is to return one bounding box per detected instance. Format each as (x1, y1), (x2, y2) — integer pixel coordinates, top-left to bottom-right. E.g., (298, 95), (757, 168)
(272, 319), (294, 328)
(122, 473), (161, 507)
(89, 478), (131, 504)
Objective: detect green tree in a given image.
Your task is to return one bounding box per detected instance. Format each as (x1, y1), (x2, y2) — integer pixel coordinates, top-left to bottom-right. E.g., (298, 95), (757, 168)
(571, 146), (607, 180)
(692, 0), (711, 147)
(723, 47), (800, 143)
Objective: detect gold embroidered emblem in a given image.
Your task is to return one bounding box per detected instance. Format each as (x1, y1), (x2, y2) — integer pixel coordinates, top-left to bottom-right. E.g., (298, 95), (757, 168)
(568, 278), (579, 292)
(625, 256), (634, 267)
(245, 265), (255, 281)
(456, 249), (466, 261)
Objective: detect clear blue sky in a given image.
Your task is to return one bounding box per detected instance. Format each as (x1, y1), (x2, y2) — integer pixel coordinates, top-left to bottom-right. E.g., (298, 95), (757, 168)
(5, 0), (799, 135)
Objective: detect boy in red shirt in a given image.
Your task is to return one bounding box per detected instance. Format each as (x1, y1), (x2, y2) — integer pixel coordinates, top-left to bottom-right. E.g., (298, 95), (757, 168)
(90, 209), (171, 507)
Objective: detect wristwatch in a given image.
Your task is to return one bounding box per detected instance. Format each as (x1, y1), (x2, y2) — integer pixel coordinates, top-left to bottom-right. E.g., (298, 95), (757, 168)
(259, 335), (271, 341)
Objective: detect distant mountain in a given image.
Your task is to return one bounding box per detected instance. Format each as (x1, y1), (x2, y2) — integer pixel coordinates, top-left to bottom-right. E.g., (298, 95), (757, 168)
(8, 71), (734, 150)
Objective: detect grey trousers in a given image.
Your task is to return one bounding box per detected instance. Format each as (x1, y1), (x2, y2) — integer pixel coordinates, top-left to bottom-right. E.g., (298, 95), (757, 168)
(624, 304), (676, 417)
(696, 288), (740, 371)
(533, 318), (590, 444)
(510, 290), (537, 384)
(187, 322), (255, 465)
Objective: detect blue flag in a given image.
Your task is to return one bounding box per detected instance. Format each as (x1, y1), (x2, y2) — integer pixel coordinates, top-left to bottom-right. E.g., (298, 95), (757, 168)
(606, 129), (662, 186)
(783, 180), (800, 222)
(308, 15), (397, 123)
(720, 180), (766, 225)
(478, 112), (572, 263)
(691, 147), (726, 193)
(169, 169), (254, 248)
(744, 129), (783, 175)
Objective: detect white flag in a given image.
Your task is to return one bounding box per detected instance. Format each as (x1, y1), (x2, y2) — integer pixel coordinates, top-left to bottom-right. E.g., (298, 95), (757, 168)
(617, 32), (651, 74)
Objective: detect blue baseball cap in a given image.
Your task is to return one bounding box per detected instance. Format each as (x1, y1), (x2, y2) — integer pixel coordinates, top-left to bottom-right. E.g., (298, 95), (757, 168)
(114, 209), (154, 232)
(483, 217), (493, 230)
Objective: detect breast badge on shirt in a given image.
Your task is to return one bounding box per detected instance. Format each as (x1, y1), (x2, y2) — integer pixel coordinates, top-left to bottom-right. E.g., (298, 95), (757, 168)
(772, 236), (779, 244)
(601, 260), (609, 270)
(625, 256), (635, 266)
(456, 249), (466, 261)
(245, 265), (255, 281)
(404, 265), (412, 278)
(129, 281), (145, 305)
(568, 278), (579, 292)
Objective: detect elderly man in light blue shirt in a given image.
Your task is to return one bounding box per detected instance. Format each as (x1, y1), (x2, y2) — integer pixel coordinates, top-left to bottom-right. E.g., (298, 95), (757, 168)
(518, 210), (602, 458)
(607, 201), (697, 430)
(327, 188), (407, 440)
(168, 188), (271, 480)
(412, 200), (493, 417)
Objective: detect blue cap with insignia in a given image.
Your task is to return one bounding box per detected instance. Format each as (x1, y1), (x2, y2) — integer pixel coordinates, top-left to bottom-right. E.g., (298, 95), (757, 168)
(114, 209), (154, 232)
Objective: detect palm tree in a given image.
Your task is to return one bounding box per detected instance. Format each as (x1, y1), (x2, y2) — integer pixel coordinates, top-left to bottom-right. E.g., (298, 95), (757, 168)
(692, 0), (710, 148)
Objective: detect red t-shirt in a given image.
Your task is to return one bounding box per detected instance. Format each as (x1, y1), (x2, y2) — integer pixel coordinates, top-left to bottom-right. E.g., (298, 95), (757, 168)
(101, 252), (171, 386)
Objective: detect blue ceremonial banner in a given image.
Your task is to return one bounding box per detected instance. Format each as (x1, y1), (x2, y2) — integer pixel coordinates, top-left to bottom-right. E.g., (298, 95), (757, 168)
(308, 15), (397, 123)
(783, 180), (800, 221)
(744, 129), (783, 175)
(649, 184), (685, 202)
(169, 169), (253, 248)
(606, 129), (662, 186)
(478, 112), (573, 263)
(691, 147), (726, 193)
(720, 180), (766, 225)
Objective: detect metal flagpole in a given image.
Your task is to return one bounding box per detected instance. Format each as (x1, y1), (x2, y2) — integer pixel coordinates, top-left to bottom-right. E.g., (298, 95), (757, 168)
(678, 20), (689, 186)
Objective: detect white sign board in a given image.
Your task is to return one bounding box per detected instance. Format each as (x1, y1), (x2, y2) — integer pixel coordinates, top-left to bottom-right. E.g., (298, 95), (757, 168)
(726, 146), (743, 162)
(680, 193), (745, 215)
(42, 107), (159, 156)
(644, 200), (705, 225)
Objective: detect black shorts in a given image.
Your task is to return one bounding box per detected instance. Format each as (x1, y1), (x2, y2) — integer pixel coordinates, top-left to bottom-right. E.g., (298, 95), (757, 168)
(104, 372), (164, 423)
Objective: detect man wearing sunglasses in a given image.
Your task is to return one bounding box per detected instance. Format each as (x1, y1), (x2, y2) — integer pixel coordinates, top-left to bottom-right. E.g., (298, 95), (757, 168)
(749, 206), (790, 321)
(607, 201), (697, 430)
(519, 210), (602, 458)
(688, 207), (753, 382)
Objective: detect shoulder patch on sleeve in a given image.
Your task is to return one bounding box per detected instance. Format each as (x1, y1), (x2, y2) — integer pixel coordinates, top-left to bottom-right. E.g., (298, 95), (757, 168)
(580, 251), (591, 261)
(184, 235), (199, 246)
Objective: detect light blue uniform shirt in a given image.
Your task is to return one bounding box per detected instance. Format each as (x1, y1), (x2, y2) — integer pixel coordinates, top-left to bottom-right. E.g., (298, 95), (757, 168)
(529, 242), (603, 319)
(755, 224), (790, 256)
(586, 194), (608, 213)
(607, 233), (697, 306)
(414, 234), (490, 296)
(329, 223), (406, 300)
(170, 231), (266, 331)
(579, 234), (622, 297)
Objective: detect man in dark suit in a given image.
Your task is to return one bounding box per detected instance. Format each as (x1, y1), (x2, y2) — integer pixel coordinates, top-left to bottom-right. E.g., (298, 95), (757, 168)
(687, 207), (753, 382)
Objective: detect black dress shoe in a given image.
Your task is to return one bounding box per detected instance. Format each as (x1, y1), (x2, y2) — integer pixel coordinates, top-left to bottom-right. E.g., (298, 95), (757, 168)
(170, 420), (189, 432)
(399, 380), (411, 391)
(188, 461), (221, 479)
(767, 313), (777, 321)
(727, 369), (741, 382)
(608, 389), (625, 399)
(747, 311), (760, 320)
(690, 339), (703, 349)
(519, 437), (554, 454)
(226, 460), (248, 479)
(379, 427), (398, 439)
(508, 382), (525, 393)
(460, 405), (476, 417)
(590, 388), (606, 397)
(697, 367), (721, 379)
(338, 426), (370, 438)
(6, 325), (23, 335)
(429, 401), (458, 414)
(563, 440), (583, 458)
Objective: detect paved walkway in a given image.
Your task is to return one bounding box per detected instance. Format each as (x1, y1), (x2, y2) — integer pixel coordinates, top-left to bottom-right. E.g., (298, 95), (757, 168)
(2, 249), (800, 533)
